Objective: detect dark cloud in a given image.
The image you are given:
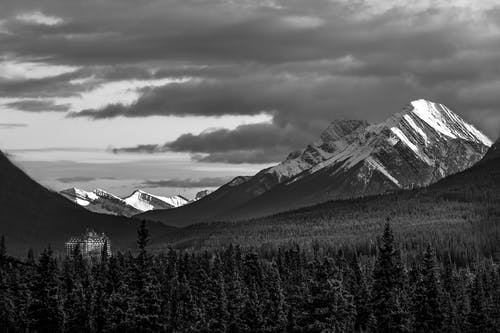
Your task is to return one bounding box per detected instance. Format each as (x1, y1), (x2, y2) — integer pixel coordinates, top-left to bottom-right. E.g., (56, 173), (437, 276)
(0, 70), (85, 98)
(110, 144), (161, 154)
(114, 122), (313, 163)
(0, 123), (27, 129)
(6, 99), (70, 112)
(166, 123), (310, 153)
(142, 177), (232, 188)
(0, 65), (169, 99)
(2, 0), (500, 160)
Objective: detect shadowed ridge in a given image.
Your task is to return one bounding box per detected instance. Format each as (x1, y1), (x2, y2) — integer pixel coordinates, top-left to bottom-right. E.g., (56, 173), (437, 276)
(0, 150), (172, 255)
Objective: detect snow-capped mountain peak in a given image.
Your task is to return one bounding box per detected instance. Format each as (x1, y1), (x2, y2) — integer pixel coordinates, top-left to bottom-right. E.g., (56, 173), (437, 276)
(247, 99), (491, 201)
(60, 187), (190, 217)
(60, 187), (98, 206)
(123, 189), (190, 211)
(409, 99), (492, 146)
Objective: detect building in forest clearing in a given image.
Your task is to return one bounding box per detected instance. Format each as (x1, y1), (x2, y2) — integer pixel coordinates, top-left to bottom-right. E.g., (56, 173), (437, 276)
(65, 229), (111, 258)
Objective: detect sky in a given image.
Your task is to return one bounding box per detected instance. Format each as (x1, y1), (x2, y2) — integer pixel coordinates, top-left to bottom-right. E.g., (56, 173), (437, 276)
(1, 0), (500, 198)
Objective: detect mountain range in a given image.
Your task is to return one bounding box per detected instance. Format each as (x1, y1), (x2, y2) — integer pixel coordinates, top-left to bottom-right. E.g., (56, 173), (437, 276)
(0, 98), (496, 255)
(139, 99), (492, 226)
(157, 136), (500, 251)
(60, 187), (189, 217)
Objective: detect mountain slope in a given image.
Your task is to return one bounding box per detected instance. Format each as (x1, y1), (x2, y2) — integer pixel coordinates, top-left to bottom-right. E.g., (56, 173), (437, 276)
(481, 138), (500, 162)
(158, 137), (500, 251)
(0, 151), (171, 255)
(138, 120), (370, 225)
(60, 188), (141, 217)
(123, 190), (189, 211)
(140, 99), (491, 226)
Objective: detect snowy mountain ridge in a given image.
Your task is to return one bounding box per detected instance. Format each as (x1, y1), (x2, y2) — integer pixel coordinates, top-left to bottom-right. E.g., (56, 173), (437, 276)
(281, 99), (492, 189)
(123, 189), (189, 212)
(60, 187), (189, 217)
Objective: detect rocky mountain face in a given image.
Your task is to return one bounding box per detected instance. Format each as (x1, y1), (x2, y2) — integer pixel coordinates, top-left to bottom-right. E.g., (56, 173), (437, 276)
(194, 190), (212, 201)
(139, 99), (492, 226)
(60, 188), (189, 217)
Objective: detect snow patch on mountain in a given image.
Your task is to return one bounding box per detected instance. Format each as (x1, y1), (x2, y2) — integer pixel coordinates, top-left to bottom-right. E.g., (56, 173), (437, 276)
(366, 157), (400, 186)
(403, 114), (428, 144)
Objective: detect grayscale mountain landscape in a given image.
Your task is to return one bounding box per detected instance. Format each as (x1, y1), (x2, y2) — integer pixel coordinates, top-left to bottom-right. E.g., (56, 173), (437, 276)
(1, 0), (500, 332)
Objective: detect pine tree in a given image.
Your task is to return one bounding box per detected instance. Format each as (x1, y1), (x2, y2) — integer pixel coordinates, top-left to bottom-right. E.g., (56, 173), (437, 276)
(207, 264), (230, 333)
(0, 235), (15, 332)
(127, 221), (164, 332)
(412, 245), (442, 333)
(28, 247), (64, 333)
(63, 245), (92, 332)
(440, 259), (460, 333)
(174, 274), (204, 332)
(242, 280), (264, 332)
(227, 269), (245, 333)
(371, 221), (409, 332)
(467, 273), (490, 332)
(350, 256), (372, 332)
(263, 263), (287, 332)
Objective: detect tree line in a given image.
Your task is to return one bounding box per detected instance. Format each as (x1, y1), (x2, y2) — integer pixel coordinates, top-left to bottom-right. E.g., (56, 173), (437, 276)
(1, 221), (499, 332)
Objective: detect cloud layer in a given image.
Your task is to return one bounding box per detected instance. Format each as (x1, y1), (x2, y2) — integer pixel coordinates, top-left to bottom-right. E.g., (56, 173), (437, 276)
(2, 0), (500, 162)
(142, 177), (232, 188)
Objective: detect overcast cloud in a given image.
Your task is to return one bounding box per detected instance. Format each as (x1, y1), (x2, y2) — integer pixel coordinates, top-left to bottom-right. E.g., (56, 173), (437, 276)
(1, 0), (500, 163)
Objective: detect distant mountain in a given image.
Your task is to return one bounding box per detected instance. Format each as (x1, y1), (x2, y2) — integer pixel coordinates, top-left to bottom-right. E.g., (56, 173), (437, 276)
(60, 188), (189, 217)
(139, 99), (492, 226)
(0, 151), (171, 255)
(60, 188), (140, 217)
(123, 190), (189, 211)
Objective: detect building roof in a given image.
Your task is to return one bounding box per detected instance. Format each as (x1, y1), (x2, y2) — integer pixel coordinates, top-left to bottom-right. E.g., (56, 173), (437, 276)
(65, 229), (109, 244)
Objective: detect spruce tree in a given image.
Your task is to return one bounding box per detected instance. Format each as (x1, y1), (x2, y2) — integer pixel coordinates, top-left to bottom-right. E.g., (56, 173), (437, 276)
(0, 236), (15, 331)
(207, 266), (230, 333)
(412, 245), (442, 333)
(242, 280), (264, 332)
(227, 269), (245, 332)
(371, 221), (409, 332)
(28, 247), (64, 333)
(128, 221), (164, 332)
(350, 256), (372, 332)
(467, 274), (490, 332)
(263, 263), (287, 332)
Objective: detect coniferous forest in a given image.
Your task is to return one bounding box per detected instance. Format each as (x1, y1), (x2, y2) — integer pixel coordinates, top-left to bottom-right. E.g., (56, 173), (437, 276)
(2, 221), (500, 332)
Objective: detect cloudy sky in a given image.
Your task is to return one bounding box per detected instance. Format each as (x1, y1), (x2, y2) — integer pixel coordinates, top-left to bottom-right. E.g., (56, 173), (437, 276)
(1, 0), (500, 198)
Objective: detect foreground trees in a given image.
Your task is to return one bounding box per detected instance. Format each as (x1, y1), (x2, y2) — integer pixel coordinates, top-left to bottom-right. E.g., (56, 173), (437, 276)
(1, 222), (500, 332)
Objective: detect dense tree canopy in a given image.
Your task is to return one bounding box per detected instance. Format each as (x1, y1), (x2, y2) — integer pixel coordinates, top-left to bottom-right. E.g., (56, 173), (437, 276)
(1, 222), (500, 332)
